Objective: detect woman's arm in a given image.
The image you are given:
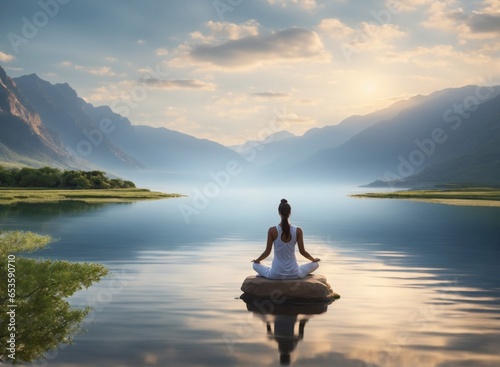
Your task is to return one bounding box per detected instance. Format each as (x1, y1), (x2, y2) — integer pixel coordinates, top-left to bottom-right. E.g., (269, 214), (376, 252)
(297, 227), (320, 262)
(252, 227), (276, 263)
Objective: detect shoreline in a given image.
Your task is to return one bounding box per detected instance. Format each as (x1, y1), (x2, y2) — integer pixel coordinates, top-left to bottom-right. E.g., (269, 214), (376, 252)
(0, 188), (183, 205)
(351, 187), (500, 208)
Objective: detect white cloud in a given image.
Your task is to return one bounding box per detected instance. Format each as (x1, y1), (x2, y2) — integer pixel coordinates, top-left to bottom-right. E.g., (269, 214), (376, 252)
(420, 0), (500, 41)
(317, 18), (356, 38)
(379, 44), (493, 68)
(142, 78), (216, 91)
(385, 0), (434, 13)
(84, 80), (136, 104)
(60, 61), (116, 76)
(155, 48), (169, 57)
(189, 20), (260, 45)
(0, 51), (15, 62)
(481, 0), (500, 12)
(421, 0), (463, 31)
(266, 0), (318, 10)
(317, 18), (407, 57)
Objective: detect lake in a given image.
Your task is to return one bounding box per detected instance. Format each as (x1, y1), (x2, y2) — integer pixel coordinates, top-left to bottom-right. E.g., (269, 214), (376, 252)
(2, 186), (500, 367)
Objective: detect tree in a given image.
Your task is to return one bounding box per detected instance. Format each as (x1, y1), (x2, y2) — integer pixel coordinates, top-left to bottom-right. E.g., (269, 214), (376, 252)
(0, 166), (14, 186)
(0, 167), (137, 189)
(0, 231), (108, 363)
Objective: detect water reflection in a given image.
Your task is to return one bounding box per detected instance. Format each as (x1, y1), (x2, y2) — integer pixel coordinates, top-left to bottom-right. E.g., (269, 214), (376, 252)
(0, 187), (499, 366)
(0, 235), (108, 364)
(0, 201), (114, 219)
(242, 298), (332, 366)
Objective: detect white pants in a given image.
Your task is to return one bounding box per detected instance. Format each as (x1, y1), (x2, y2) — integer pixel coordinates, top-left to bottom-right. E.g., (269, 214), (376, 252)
(252, 261), (319, 280)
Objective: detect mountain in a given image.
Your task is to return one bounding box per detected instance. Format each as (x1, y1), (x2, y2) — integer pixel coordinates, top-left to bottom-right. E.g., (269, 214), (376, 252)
(230, 130), (296, 153)
(14, 73), (146, 171)
(2, 67), (245, 178)
(229, 131), (297, 167)
(3, 65), (499, 188)
(240, 94), (429, 171)
(376, 94), (500, 187)
(293, 85), (500, 185)
(0, 66), (77, 168)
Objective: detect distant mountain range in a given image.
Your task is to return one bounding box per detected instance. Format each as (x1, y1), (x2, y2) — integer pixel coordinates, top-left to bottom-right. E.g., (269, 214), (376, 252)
(239, 84), (500, 187)
(0, 65), (245, 182)
(1, 64), (499, 188)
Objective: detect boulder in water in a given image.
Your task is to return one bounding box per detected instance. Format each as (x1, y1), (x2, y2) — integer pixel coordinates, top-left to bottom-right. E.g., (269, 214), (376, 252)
(240, 274), (340, 303)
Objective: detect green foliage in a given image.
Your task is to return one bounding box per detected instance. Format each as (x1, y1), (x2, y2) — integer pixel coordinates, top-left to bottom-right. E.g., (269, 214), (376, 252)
(0, 231), (108, 363)
(0, 166), (136, 189)
(0, 231), (52, 257)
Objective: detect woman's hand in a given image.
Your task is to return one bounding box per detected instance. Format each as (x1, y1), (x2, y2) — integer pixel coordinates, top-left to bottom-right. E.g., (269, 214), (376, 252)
(251, 259), (260, 263)
(312, 258), (321, 262)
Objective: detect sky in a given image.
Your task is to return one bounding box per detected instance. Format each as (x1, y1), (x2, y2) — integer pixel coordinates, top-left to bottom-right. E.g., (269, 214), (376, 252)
(1, 0), (499, 145)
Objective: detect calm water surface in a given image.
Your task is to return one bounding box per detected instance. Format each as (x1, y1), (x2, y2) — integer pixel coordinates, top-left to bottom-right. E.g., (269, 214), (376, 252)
(2, 186), (500, 367)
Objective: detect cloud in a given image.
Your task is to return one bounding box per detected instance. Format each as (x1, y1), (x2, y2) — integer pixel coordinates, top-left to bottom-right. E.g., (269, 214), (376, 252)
(155, 48), (169, 56)
(185, 27), (328, 70)
(59, 61), (116, 76)
(379, 45), (493, 68)
(84, 80), (137, 104)
(0, 51), (15, 62)
(317, 18), (407, 57)
(481, 0), (500, 12)
(420, 0), (500, 40)
(251, 91), (290, 98)
(192, 20), (259, 42)
(385, 0), (434, 13)
(143, 78), (216, 91)
(266, 0), (318, 10)
(468, 12), (500, 34)
(317, 18), (356, 38)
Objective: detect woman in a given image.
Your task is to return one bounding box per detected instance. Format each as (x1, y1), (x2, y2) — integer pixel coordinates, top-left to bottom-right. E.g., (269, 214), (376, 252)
(251, 199), (320, 279)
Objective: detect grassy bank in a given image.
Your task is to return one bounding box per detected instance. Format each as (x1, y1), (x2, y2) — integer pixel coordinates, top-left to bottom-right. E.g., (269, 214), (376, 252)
(0, 188), (182, 205)
(352, 187), (500, 207)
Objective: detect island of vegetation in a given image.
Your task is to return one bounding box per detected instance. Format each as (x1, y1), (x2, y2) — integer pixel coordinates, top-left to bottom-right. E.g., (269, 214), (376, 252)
(352, 186), (500, 207)
(0, 166), (181, 205)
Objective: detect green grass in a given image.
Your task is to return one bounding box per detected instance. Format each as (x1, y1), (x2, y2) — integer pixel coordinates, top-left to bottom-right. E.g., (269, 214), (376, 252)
(351, 187), (500, 207)
(0, 188), (183, 205)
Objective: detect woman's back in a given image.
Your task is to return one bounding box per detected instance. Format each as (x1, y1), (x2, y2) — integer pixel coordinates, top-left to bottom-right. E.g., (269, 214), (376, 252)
(251, 198), (320, 280)
(269, 225), (300, 279)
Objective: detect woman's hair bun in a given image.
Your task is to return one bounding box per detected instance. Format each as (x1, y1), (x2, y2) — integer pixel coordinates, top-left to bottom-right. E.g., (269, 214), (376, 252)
(280, 199), (288, 204)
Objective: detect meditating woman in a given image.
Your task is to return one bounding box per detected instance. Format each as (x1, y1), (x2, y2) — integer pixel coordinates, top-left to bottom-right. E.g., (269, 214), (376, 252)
(251, 199), (320, 279)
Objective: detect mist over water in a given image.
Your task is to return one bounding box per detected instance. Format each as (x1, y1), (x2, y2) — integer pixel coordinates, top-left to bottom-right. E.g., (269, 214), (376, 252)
(2, 183), (499, 366)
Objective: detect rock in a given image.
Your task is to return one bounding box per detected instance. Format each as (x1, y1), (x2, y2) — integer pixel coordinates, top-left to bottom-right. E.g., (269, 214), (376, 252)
(240, 274), (340, 303)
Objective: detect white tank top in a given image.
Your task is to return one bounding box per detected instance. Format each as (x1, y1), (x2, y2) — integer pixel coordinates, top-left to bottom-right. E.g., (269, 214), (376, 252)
(269, 224), (300, 279)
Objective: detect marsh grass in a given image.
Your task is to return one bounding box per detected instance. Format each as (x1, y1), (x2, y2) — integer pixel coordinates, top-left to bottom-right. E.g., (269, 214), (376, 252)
(352, 187), (500, 207)
(0, 188), (182, 205)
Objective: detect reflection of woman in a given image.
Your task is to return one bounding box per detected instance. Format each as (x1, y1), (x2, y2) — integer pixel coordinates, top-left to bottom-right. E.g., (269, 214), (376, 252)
(251, 199), (320, 279)
(266, 315), (308, 366)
